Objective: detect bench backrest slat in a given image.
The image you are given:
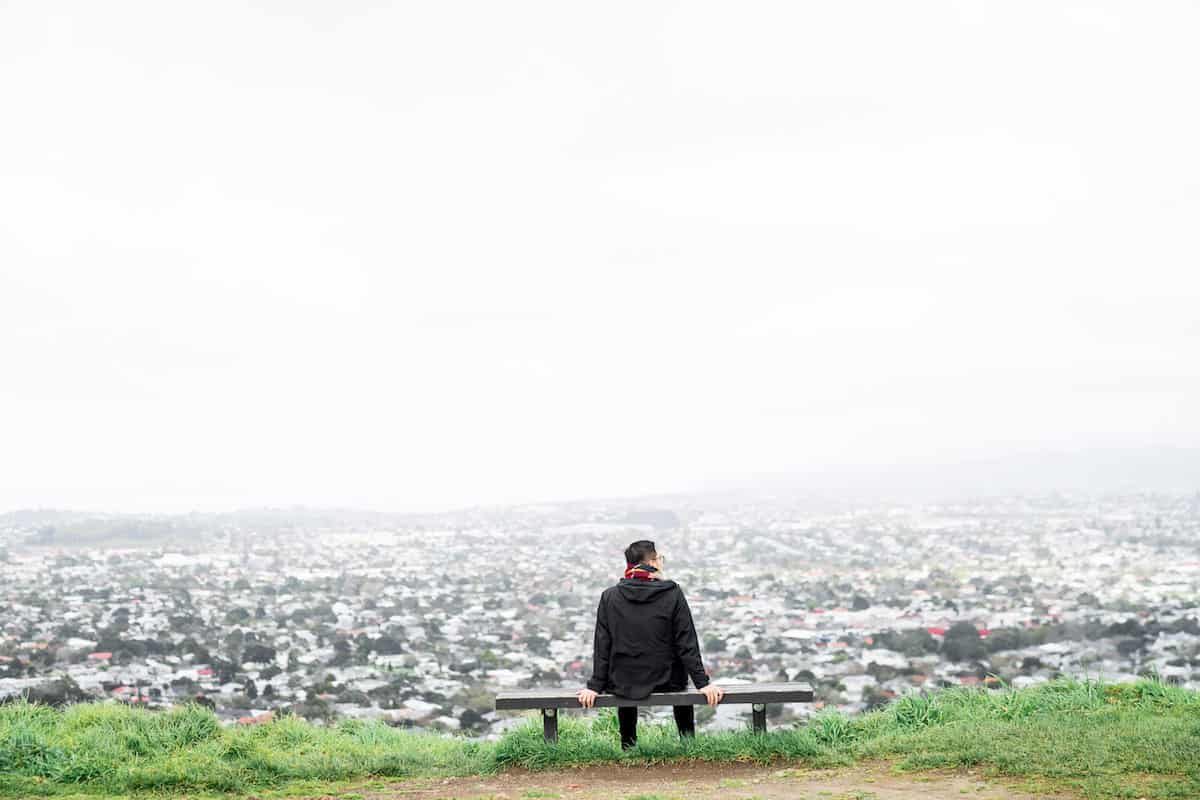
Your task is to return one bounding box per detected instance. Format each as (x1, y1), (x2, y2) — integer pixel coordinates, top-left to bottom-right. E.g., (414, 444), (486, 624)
(494, 681), (813, 710)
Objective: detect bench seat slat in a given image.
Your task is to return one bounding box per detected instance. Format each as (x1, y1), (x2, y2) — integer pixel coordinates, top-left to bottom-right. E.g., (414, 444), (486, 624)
(495, 681), (813, 710)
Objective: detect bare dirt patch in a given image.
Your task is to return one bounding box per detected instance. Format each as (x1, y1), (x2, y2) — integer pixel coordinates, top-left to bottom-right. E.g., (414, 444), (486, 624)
(338, 759), (1077, 799)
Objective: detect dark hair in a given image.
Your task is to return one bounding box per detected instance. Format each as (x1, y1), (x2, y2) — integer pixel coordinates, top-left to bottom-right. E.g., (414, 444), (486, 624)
(624, 539), (657, 566)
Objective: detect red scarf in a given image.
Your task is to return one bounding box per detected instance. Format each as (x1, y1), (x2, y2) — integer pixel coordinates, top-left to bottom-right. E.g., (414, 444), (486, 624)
(623, 562), (660, 581)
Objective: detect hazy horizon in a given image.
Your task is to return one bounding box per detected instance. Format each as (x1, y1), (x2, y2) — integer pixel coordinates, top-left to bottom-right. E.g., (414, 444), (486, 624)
(4, 2), (1199, 514)
(5, 444), (1199, 517)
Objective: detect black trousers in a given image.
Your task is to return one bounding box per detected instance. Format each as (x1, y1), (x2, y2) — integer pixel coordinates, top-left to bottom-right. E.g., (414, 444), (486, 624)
(617, 696), (695, 749)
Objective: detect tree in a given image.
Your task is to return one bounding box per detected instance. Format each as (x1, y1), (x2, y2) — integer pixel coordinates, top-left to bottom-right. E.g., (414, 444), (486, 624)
(479, 649), (501, 673)
(332, 638), (354, 666)
(459, 707), (487, 731)
(983, 628), (1022, 654)
(523, 634), (552, 657)
(224, 630), (245, 665)
(243, 644), (276, 665)
(213, 658), (237, 685)
(180, 638), (211, 664)
(941, 621), (985, 662)
(370, 635), (405, 655)
(873, 628), (937, 657)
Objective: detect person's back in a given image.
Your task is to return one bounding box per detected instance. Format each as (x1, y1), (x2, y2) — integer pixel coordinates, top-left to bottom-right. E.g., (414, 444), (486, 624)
(577, 539), (724, 749)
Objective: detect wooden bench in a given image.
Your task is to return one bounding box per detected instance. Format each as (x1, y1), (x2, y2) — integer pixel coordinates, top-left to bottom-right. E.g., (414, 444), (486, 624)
(495, 681), (814, 742)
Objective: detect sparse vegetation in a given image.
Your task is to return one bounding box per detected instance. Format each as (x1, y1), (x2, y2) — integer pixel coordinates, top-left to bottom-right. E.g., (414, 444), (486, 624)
(1, 675), (1198, 799)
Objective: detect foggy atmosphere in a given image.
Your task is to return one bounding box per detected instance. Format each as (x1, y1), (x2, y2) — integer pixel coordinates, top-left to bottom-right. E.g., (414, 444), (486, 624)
(2, 2), (1200, 798)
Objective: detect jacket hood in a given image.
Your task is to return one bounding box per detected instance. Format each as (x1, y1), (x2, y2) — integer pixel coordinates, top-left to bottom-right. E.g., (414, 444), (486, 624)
(616, 577), (678, 603)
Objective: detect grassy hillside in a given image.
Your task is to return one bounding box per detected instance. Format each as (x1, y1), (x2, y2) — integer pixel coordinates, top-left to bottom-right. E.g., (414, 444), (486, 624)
(1, 675), (1197, 799)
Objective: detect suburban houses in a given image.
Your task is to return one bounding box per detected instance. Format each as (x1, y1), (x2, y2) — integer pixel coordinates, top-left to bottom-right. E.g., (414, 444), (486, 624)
(1, 491), (1197, 738)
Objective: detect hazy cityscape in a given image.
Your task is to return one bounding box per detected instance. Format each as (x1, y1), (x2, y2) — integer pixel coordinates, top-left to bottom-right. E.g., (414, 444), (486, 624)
(3, 488), (1197, 740)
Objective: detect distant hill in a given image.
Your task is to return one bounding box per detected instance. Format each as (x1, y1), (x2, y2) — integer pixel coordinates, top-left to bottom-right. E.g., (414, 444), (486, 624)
(5, 446), (1199, 548)
(742, 446), (1200, 501)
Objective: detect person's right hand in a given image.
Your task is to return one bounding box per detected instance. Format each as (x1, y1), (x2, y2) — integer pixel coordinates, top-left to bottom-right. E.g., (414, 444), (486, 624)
(699, 684), (724, 706)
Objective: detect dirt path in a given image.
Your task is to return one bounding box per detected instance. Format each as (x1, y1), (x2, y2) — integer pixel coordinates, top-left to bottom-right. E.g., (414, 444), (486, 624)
(334, 759), (1076, 800)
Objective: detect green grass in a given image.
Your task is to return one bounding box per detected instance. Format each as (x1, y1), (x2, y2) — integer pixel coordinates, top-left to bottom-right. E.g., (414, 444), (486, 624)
(1, 675), (1198, 799)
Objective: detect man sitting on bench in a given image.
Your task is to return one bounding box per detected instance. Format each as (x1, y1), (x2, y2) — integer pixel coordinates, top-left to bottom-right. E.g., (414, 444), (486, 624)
(576, 539), (725, 749)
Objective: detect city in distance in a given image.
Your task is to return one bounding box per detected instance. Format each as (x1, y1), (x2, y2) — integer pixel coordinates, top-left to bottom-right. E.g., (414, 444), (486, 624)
(2, 454), (1198, 738)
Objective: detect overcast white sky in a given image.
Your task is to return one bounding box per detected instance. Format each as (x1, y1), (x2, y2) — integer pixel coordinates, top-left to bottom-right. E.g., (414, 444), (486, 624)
(2, 1), (1199, 513)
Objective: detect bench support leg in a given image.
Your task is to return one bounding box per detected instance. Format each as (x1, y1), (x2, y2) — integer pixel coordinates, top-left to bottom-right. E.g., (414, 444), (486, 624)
(752, 703), (766, 734)
(542, 708), (558, 743)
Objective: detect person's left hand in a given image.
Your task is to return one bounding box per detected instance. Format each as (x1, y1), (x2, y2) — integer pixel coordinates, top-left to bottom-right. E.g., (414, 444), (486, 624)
(576, 688), (599, 708)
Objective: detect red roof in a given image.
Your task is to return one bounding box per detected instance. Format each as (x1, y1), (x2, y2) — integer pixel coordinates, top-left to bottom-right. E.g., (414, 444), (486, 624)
(927, 627), (946, 636)
(87, 652), (113, 660)
(197, 667), (214, 676)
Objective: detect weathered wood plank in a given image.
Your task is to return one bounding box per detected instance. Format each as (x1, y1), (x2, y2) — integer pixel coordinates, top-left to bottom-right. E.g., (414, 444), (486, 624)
(495, 681), (814, 710)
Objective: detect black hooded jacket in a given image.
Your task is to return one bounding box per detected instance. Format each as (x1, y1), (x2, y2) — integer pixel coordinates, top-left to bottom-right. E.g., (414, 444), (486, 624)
(586, 572), (710, 699)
